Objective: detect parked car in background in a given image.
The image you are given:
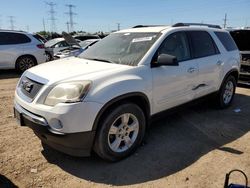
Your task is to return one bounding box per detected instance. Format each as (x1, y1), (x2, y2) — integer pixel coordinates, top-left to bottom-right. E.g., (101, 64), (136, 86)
(229, 29), (250, 85)
(73, 34), (100, 41)
(14, 23), (240, 161)
(44, 37), (81, 60)
(0, 30), (46, 72)
(54, 39), (100, 59)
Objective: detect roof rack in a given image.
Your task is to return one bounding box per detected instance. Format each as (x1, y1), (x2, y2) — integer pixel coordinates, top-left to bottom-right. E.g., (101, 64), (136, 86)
(172, 23), (221, 29)
(132, 25), (164, 28)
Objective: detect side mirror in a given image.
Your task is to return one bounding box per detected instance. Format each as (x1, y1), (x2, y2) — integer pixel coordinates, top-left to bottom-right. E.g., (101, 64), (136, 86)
(156, 54), (178, 66)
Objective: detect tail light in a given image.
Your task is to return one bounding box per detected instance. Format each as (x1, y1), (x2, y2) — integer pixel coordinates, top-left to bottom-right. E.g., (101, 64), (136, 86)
(37, 44), (45, 49)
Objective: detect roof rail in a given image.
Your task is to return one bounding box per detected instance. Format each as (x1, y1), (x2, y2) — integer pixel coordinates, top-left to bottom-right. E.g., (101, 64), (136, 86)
(133, 25), (164, 28)
(172, 23), (221, 29)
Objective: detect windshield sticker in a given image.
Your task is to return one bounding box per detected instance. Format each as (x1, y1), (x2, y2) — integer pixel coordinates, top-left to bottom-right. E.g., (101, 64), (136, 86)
(132, 37), (153, 43)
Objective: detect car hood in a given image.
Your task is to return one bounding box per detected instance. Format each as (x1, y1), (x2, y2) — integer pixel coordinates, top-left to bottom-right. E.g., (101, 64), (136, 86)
(24, 57), (130, 85)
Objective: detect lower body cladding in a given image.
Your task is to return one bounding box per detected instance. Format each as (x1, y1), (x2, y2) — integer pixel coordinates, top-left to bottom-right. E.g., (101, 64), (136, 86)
(14, 103), (96, 157)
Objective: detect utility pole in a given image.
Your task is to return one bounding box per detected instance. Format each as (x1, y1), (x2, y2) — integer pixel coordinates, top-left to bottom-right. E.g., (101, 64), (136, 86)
(0, 15), (2, 29)
(117, 23), (120, 31)
(8, 16), (15, 30)
(223, 13), (227, 29)
(42, 18), (46, 32)
(46, 2), (57, 32)
(65, 4), (77, 33)
(66, 22), (70, 33)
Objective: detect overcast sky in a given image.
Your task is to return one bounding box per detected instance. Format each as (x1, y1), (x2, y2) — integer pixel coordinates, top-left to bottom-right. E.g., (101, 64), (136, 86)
(0, 0), (249, 33)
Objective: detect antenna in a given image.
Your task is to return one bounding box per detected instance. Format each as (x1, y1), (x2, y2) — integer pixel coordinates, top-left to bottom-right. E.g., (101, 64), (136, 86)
(8, 16), (15, 30)
(65, 4), (77, 33)
(46, 2), (57, 32)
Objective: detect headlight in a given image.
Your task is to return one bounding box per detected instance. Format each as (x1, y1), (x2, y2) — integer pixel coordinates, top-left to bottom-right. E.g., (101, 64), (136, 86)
(44, 81), (91, 106)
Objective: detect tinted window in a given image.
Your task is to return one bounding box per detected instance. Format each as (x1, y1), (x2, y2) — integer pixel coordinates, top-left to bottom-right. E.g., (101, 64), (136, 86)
(230, 30), (250, 51)
(189, 31), (217, 58)
(0, 32), (31, 45)
(158, 32), (191, 61)
(215, 31), (238, 51)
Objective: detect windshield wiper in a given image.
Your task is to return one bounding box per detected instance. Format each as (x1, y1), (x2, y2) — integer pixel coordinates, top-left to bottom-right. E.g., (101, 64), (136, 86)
(85, 58), (115, 64)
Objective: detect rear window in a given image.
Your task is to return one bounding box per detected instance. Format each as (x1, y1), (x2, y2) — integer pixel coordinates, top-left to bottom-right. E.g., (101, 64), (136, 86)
(229, 30), (250, 51)
(0, 32), (31, 45)
(215, 31), (238, 51)
(188, 31), (218, 58)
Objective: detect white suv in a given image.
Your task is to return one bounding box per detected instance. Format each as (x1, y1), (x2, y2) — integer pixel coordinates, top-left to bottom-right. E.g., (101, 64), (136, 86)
(14, 23), (240, 161)
(0, 30), (46, 72)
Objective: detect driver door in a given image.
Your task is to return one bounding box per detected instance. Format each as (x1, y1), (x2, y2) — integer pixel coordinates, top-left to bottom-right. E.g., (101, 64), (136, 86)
(152, 31), (199, 113)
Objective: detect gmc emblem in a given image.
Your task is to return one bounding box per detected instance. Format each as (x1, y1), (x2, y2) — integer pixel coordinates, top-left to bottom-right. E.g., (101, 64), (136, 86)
(21, 80), (34, 93)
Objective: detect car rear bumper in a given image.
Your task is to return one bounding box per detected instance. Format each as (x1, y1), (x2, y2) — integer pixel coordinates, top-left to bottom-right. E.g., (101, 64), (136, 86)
(14, 104), (95, 157)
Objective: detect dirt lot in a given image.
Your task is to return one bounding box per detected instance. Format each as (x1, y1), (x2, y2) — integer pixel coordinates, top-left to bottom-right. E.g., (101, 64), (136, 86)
(0, 70), (250, 188)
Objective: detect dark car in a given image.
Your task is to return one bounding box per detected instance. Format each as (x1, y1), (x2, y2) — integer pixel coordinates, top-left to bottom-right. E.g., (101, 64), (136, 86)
(229, 29), (250, 85)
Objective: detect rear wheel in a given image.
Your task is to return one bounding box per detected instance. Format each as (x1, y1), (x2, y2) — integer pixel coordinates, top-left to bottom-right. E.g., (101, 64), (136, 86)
(16, 56), (36, 72)
(216, 75), (236, 108)
(94, 103), (146, 162)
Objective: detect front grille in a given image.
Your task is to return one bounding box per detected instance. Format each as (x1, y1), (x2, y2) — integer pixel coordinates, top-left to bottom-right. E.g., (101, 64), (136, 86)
(241, 53), (250, 61)
(18, 77), (44, 100)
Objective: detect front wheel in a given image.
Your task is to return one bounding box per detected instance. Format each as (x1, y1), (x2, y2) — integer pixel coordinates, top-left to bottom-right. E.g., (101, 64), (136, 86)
(94, 103), (146, 162)
(216, 75), (236, 108)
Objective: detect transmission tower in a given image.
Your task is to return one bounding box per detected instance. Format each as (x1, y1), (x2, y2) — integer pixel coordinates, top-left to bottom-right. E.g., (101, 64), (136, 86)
(46, 2), (57, 32)
(65, 4), (77, 33)
(8, 16), (15, 30)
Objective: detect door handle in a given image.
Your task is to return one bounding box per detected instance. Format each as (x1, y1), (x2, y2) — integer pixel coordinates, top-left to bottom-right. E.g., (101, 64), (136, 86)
(216, 60), (223, 66)
(187, 67), (196, 73)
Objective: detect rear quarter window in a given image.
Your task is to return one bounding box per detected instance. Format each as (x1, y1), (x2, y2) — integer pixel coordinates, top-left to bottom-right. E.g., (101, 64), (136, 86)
(188, 31), (218, 58)
(0, 32), (31, 45)
(215, 31), (238, 51)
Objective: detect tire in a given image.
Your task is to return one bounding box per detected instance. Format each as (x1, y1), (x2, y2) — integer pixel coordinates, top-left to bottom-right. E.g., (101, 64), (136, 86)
(216, 75), (236, 109)
(45, 51), (52, 62)
(94, 103), (146, 162)
(16, 56), (37, 72)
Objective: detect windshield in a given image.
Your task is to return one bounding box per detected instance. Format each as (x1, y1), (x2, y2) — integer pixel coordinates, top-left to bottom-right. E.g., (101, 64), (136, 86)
(79, 32), (161, 66)
(230, 30), (250, 51)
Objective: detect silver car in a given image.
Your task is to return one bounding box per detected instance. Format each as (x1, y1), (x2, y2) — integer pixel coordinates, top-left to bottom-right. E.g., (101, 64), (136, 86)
(0, 30), (46, 72)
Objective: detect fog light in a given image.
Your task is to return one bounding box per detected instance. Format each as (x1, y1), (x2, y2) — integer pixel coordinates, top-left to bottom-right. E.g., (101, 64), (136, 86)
(50, 118), (63, 130)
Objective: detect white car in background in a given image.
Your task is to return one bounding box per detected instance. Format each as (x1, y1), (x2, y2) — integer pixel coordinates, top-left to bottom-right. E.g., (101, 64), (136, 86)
(54, 39), (100, 59)
(0, 30), (46, 72)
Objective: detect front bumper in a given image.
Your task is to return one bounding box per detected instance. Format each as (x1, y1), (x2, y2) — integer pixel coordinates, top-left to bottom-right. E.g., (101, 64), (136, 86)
(14, 104), (95, 157)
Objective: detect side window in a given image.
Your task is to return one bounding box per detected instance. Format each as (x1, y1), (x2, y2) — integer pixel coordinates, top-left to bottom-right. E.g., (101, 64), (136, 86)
(60, 41), (69, 47)
(158, 32), (191, 62)
(188, 31), (218, 58)
(0, 32), (31, 45)
(215, 31), (238, 51)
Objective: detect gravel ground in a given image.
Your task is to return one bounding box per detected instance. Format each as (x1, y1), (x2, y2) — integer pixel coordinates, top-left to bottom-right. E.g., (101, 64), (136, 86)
(0, 70), (250, 188)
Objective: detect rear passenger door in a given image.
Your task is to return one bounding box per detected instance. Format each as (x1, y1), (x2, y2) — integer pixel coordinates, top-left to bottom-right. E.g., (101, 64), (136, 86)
(187, 31), (222, 98)
(0, 32), (30, 69)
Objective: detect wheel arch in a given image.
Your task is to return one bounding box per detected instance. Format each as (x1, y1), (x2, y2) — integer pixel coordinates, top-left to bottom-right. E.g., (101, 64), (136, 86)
(220, 68), (239, 90)
(92, 92), (151, 132)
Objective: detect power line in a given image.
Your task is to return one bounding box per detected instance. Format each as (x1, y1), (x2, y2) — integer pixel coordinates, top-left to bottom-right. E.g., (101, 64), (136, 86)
(46, 2), (57, 32)
(8, 16), (15, 30)
(65, 4), (77, 32)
